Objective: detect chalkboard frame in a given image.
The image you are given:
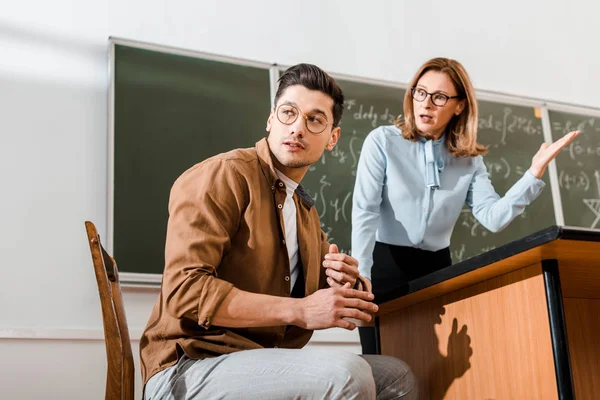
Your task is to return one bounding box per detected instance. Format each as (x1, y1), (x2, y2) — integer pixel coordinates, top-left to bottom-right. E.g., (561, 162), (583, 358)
(108, 39), (600, 285)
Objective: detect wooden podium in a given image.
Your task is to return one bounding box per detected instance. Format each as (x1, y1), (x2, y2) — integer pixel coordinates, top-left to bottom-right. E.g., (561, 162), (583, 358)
(375, 226), (600, 399)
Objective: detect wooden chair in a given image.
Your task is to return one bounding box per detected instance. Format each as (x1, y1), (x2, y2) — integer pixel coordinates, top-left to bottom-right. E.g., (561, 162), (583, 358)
(85, 221), (135, 400)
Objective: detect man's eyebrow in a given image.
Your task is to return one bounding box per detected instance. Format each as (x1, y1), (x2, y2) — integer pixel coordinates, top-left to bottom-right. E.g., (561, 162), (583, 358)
(281, 101), (329, 119)
(310, 108), (328, 118)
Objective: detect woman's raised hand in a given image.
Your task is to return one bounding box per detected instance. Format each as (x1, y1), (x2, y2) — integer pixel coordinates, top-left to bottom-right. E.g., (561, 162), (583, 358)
(529, 130), (581, 179)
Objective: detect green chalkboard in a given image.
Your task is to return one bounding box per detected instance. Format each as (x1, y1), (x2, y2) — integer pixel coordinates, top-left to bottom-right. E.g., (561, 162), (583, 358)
(549, 110), (600, 229)
(111, 42), (597, 279)
(112, 43), (271, 275)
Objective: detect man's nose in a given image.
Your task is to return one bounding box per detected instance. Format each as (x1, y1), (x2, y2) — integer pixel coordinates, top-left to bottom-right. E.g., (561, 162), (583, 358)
(289, 116), (306, 137)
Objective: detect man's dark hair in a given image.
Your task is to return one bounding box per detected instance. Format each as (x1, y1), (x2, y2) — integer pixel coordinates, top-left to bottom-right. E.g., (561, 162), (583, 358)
(274, 63), (344, 128)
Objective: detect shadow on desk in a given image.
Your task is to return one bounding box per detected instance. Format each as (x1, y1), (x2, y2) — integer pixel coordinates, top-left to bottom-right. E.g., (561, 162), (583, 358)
(378, 299), (473, 398)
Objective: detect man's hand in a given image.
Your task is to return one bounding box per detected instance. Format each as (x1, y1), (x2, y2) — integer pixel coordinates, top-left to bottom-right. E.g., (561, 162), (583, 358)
(362, 276), (373, 294)
(296, 283), (378, 331)
(323, 244), (360, 288)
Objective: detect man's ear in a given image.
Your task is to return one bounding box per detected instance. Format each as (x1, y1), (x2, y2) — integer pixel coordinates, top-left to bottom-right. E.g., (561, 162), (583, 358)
(326, 126), (341, 151)
(266, 108), (275, 131)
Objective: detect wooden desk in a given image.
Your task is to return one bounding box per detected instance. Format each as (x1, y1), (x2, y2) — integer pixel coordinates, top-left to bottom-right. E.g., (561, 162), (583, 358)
(376, 226), (600, 399)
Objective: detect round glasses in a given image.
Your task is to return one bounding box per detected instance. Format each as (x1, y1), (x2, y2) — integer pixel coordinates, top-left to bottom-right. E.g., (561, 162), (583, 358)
(276, 104), (332, 134)
(411, 87), (461, 107)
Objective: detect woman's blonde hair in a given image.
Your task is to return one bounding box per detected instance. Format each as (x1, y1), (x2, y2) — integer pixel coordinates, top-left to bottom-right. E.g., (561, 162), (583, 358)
(395, 57), (487, 157)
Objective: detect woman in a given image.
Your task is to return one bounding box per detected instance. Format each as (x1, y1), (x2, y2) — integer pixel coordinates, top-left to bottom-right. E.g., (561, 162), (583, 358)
(350, 57), (579, 354)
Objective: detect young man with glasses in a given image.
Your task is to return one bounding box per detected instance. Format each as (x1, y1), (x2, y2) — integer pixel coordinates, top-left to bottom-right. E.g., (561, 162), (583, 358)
(140, 63), (418, 400)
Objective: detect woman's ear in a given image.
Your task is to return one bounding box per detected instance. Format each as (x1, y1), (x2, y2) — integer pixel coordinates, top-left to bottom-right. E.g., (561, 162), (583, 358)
(455, 99), (466, 116)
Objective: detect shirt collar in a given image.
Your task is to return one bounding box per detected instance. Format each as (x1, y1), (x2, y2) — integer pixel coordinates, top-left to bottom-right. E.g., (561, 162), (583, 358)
(274, 168), (299, 196)
(418, 133), (446, 145)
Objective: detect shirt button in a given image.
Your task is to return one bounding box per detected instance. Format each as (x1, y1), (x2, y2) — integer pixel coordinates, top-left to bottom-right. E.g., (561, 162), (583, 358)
(278, 204), (283, 209)
(282, 239), (286, 245)
(279, 182), (284, 187)
(284, 276), (290, 282)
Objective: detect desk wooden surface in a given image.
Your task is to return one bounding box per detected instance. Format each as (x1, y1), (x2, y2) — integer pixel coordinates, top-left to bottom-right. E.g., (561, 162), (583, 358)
(377, 226), (600, 316)
(376, 226), (600, 399)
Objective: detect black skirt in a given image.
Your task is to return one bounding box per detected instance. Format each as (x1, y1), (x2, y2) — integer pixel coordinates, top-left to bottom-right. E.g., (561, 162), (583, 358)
(371, 241), (452, 298)
(359, 241), (452, 354)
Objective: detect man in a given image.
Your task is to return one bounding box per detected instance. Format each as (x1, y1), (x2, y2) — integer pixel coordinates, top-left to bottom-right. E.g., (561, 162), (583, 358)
(140, 63), (418, 399)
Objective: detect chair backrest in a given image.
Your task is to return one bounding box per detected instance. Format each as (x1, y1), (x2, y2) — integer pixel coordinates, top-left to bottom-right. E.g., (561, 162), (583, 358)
(85, 221), (135, 400)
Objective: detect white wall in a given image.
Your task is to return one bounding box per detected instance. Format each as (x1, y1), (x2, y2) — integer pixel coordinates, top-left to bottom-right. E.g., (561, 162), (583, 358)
(0, 1), (597, 398)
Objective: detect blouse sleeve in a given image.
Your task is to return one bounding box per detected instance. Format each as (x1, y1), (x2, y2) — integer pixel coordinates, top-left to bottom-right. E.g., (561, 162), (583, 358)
(351, 130), (387, 281)
(466, 156), (545, 232)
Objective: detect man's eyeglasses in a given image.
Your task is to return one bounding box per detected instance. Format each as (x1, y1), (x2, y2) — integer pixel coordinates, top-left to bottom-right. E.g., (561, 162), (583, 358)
(276, 104), (332, 134)
(411, 87), (461, 107)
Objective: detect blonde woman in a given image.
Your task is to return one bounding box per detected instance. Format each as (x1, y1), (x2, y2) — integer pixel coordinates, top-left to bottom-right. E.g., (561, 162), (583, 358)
(336, 58), (579, 354)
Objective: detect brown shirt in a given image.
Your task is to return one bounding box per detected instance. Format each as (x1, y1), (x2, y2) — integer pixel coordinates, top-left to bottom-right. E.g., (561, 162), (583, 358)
(139, 138), (335, 385)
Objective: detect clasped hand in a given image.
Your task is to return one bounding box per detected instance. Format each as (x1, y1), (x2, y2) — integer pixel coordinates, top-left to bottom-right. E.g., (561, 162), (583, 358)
(299, 283), (378, 331)
(322, 244), (363, 289)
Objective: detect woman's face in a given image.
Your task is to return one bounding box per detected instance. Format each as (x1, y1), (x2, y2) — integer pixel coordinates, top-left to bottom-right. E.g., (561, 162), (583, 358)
(412, 70), (465, 140)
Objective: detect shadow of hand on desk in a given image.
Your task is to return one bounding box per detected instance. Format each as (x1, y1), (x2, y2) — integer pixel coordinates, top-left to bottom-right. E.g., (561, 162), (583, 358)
(445, 318), (473, 378)
(426, 307), (473, 399)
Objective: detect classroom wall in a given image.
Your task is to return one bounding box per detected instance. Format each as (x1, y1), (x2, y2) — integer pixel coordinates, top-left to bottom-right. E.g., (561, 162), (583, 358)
(1, 1), (597, 398)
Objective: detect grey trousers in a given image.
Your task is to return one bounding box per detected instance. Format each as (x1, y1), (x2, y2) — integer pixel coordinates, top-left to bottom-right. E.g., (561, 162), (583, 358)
(144, 348), (418, 400)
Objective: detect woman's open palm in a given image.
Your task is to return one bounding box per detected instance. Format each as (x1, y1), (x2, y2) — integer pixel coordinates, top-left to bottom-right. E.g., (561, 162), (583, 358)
(529, 130), (581, 178)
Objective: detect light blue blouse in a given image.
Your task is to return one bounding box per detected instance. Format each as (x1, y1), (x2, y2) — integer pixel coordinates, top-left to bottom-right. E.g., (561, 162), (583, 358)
(351, 125), (545, 280)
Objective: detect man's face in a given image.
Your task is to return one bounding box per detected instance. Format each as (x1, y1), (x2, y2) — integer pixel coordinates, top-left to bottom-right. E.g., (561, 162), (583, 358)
(266, 85), (340, 182)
